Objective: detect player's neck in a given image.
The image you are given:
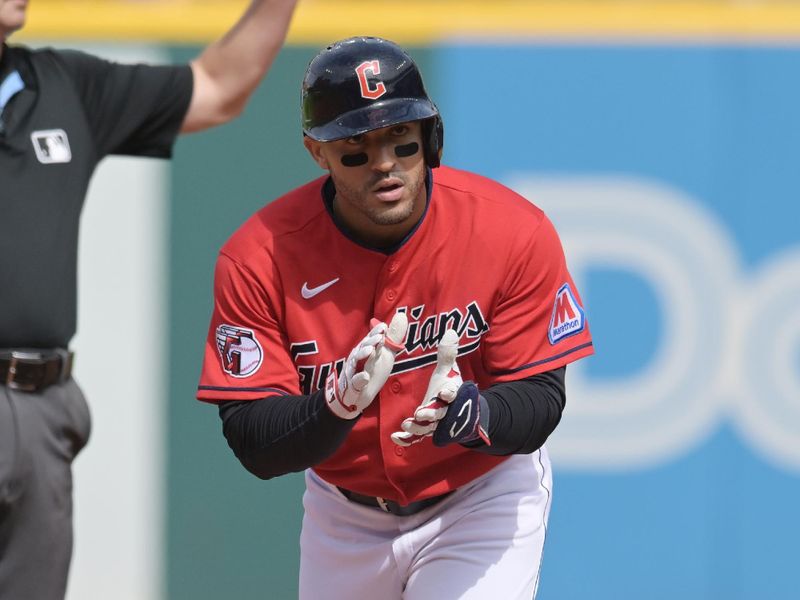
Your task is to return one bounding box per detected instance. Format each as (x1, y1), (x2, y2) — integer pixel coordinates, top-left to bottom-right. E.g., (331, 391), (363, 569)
(332, 190), (426, 250)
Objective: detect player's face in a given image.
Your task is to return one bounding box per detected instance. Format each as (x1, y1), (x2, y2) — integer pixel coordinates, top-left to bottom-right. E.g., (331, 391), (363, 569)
(0, 0), (28, 37)
(305, 121), (427, 248)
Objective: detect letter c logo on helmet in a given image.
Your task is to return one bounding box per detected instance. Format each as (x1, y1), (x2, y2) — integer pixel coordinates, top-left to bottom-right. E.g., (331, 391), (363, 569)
(355, 60), (387, 100)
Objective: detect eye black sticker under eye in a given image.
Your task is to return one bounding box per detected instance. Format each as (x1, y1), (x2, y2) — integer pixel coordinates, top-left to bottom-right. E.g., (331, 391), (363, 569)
(395, 142), (419, 158)
(341, 153), (368, 167)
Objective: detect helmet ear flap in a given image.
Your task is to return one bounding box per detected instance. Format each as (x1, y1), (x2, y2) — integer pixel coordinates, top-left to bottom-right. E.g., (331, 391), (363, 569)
(423, 115), (444, 168)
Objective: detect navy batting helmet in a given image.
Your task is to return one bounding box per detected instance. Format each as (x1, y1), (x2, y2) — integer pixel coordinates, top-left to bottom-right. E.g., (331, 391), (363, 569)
(302, 36), (444, 168)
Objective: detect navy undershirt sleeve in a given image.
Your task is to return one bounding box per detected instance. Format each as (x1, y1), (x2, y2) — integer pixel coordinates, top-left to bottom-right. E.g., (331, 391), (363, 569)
(218, 390), (356, 480)
(463, 366), (567, 456)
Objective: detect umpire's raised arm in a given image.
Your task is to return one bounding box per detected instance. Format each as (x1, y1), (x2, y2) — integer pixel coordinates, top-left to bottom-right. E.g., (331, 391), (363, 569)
(182, 0), (299, 133)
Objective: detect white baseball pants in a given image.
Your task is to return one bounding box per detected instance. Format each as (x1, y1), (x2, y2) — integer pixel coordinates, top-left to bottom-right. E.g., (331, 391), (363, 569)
(299, 448), (553, 600)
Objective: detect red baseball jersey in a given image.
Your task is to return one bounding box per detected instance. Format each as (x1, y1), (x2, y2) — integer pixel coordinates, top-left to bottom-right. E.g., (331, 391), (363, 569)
(197, 165), (593, 504)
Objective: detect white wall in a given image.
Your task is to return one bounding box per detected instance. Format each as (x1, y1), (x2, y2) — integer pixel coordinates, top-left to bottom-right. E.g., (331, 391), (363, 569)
(66, 44), (168, 600)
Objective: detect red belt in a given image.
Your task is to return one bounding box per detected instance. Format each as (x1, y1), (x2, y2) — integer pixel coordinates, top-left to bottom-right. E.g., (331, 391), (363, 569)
(0, 350), (74, 392)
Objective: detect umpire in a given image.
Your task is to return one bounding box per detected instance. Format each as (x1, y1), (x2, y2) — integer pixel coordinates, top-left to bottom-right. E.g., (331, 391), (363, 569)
(0, 1), (299, 598)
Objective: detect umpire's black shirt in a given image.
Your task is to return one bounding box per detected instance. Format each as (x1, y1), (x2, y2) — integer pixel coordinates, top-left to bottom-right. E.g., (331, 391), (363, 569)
(0, 44), (192, 348)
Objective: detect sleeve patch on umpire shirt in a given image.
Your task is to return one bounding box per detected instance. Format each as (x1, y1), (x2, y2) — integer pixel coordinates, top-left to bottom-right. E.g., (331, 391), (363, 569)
(216, 324), (264, 377)
(548, 283), (586, 345)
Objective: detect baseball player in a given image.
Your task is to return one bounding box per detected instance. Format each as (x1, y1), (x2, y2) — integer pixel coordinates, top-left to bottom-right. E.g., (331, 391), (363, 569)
(197, 37), (593, 599)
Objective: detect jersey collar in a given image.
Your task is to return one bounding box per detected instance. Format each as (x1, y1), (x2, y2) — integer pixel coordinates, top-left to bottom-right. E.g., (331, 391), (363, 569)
(322, 167), (434, 255)
(0, 43), (21, 109)
(0, 70), (24, 112)
(0, 45), (37, 143)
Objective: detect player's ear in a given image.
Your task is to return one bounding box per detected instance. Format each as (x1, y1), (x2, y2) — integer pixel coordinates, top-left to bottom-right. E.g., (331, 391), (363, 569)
(303, 137), (330, 170)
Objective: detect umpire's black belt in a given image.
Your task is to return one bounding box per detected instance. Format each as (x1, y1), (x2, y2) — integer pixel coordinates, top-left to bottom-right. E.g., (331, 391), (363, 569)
(337, 487), (453, 516)
(0, 349), (74, 392)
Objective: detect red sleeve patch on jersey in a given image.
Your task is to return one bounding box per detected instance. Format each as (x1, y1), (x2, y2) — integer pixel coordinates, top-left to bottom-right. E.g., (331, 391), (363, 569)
(215, 324), (264, 377)
(548, 283), (587, 345)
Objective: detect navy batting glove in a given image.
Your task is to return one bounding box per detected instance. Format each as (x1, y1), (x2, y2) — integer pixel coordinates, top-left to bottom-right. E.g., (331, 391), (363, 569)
(432, 382), (491, 447)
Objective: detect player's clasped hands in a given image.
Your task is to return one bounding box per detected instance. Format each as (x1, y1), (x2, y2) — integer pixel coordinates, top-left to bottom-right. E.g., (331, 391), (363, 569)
(325, 312), (408, 419)
(392, 329), (461, 446)
(391, 329), (491, 447)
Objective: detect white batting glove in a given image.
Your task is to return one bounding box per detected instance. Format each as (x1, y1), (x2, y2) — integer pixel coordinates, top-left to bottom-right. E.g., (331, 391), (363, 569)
(391, 329), (462, 446)
(325, 312), (408, 420)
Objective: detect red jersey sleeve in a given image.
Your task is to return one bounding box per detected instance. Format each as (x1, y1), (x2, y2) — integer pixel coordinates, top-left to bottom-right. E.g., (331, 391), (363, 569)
(482, 213), (593, 382)
(197, 253), (299, 403)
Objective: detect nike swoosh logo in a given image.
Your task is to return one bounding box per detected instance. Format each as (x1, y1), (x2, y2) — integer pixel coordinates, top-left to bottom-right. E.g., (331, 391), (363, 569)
(301, 278), (340, 299)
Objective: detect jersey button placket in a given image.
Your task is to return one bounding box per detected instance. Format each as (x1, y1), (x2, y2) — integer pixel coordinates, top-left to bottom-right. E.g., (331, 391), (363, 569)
(375, 256), (407, 476)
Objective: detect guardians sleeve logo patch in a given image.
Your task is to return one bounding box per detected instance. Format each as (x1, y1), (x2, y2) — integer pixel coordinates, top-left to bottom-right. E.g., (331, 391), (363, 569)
(548, 283), (586, 345)
(216, 324), (263, 377)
